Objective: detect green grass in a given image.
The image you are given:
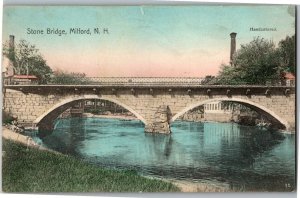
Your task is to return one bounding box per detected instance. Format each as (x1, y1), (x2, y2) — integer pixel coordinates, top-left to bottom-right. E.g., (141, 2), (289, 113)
(2, 138), (180, 192)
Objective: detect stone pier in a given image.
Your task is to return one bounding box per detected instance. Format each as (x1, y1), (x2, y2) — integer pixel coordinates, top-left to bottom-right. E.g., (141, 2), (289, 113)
(145, 105), (172, 134)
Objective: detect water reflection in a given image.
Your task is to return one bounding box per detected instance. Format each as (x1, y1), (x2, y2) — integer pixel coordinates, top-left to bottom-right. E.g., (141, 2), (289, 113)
(42, 118), (86, 154)
(38, 118), (295, 191)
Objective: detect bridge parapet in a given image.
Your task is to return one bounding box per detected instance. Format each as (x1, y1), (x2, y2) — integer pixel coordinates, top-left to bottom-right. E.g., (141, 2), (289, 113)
(4, 77), (294, 87)
(60, 77), (294, 86)
(3, 84), (295, 97)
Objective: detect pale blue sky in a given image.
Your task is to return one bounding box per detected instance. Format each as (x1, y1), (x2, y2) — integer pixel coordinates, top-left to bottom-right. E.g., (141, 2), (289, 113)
(2, 5), (295, 77)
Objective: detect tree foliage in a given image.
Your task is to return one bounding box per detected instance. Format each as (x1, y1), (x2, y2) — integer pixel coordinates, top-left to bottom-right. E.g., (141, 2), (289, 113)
(218, 37), (281, 85)
(50, 70), (91, 84)
(3, 39), (91, 84)
(3, 39), (52, 84)
(278, 35), (295, 74)
(201, 75), (217, 85)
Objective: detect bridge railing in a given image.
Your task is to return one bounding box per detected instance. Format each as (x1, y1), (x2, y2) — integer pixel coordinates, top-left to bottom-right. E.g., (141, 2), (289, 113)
(3, 77), (295, 86)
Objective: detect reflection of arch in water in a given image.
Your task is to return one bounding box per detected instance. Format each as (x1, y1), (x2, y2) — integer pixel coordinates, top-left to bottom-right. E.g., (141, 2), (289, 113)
(171, 98), (289, 130)
(34, 95), (147, 129)
(199, 122), (285, 168)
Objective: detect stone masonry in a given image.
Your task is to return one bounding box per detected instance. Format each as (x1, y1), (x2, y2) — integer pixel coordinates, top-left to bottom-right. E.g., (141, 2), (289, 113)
(3, 85), (296, 133)
(144, 105), (172, 134)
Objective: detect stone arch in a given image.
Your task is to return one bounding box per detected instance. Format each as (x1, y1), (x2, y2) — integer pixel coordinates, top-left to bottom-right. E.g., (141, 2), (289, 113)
(34, 95), (147, 127)
(171, 97), (289, 130)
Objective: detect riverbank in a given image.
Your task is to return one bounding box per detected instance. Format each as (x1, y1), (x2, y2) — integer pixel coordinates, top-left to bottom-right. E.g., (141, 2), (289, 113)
(170, 180), (231, 192)
(2, 135), (179, 192)
(143, 176), (232, 192)
(2, 126), (53, 152)
(2, 126), (235, 192)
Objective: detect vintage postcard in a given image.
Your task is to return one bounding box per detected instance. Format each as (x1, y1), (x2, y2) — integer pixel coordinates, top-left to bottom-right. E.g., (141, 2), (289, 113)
(1, 5), (296, 192)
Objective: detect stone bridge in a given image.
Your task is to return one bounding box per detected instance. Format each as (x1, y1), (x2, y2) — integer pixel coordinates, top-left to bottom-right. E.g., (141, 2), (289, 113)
(3, 83), (295, 133)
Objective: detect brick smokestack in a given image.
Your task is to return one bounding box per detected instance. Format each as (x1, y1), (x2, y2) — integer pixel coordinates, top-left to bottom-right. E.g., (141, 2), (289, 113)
(9, 35), (15, 50)
(230, 32), (237, 65)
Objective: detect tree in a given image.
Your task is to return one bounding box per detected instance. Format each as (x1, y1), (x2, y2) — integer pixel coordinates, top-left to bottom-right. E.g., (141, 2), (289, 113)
(278, 35), (295, 74)
(201, 75), (217, 85)
(216, 64), (244, 85)
(218, 37), (281, 85)
(29, 55), (53, 84)
(50, 70), (90, 84)
(3, 39), (53, 84)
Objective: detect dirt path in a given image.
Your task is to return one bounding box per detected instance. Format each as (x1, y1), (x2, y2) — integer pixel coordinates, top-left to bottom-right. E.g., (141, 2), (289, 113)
(171, 180), (231, 192)
(142, 176), (231, 192)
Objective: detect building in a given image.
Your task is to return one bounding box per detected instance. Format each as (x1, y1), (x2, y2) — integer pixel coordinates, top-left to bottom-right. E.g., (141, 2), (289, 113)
(203, 101), (236, 122)
(2, 35), (14, 85)
(11, 75), (38, 85)
(282, 72), (295, 86)
(2, 56), (14, 85)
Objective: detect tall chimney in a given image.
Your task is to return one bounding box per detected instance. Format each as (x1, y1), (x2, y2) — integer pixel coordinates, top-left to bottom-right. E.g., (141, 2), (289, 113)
(230, 32), (237, 65)
(9, 35), (15, 49)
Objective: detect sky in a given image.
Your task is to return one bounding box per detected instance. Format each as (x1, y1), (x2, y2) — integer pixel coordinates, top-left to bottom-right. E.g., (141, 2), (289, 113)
(2, 5), (295, 77)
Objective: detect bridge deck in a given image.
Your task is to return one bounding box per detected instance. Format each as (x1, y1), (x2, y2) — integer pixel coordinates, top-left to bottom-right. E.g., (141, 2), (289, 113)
(3, 84), (295, 89)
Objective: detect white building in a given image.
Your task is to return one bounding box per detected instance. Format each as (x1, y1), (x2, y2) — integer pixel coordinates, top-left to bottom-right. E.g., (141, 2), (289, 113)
(203, 101), (238, 122)
(204, 101), (234, 114)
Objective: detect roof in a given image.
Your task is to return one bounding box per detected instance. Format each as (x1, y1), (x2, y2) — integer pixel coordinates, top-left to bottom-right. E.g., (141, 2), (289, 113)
(13, 75), (38, 79)
(283, 72), (295, 79)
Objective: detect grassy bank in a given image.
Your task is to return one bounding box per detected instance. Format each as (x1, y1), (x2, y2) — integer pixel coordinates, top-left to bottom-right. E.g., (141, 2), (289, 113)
(2, 138), (179, 192)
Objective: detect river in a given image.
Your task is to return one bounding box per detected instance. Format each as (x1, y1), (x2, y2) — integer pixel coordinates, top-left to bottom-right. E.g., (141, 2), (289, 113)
(34, 117), (295, 192)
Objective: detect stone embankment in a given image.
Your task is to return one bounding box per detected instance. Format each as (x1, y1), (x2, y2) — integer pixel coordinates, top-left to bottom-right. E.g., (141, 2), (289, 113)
(178, 112), (236, 123)
(178, 111), (263, 127)
(82, 113), (138, 121)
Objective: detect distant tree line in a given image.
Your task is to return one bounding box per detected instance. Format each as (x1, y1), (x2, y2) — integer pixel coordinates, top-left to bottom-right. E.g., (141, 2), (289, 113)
(3, 39), (88, 84)
(50, 69), (90, 85)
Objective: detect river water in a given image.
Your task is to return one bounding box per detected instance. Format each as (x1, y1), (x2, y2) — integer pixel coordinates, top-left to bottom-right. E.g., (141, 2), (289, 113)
(35, 117), (295, 192)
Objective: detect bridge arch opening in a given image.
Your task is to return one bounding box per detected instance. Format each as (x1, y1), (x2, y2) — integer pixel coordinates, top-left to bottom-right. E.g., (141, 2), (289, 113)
(34, 95), (147, 133)
(171, 98), (289, 130)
